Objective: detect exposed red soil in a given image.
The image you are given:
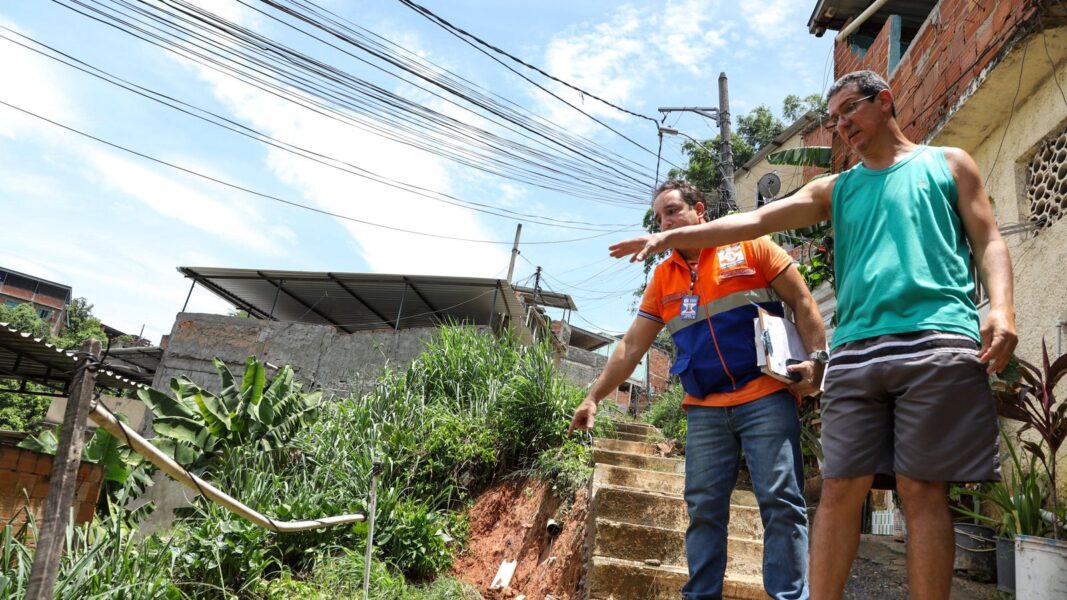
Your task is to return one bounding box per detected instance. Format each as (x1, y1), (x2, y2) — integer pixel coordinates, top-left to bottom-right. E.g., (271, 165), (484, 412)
(452, 478), (589, 600)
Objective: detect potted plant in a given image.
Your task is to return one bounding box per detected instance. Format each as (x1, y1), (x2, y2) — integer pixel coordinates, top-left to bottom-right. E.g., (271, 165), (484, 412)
(953, 432), (1049, 593)
(990, 340), (1067, 597)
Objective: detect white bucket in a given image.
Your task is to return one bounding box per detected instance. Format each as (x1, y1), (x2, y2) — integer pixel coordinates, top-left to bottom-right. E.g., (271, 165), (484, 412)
(1014, 534), (1067, 600)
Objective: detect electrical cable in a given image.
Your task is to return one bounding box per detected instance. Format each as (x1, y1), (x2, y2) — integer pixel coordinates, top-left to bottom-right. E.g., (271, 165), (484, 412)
(54, 0), (655, 206)
(0, 99), (640, 245)
(392, 0), (662, 126)
(0, 28), (640, 231)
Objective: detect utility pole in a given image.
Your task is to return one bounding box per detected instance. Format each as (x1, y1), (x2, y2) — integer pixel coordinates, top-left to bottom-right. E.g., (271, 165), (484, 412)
(657, 70), (737, 216)
(506, 224), (522, 282)
(718, 72), (737, 213)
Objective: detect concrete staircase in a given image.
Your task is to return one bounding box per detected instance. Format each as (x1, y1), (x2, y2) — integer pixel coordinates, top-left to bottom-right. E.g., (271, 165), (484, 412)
(584, 420), (768, 600)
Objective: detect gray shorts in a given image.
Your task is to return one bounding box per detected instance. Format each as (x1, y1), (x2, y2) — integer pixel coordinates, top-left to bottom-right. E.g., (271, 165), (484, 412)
(821, 331), (1000, 489)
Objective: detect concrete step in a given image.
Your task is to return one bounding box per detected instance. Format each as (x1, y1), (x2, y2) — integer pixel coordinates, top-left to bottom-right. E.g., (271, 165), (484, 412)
(591, 484), (764, 539)
(593, 437), (659, 456)
(615, 430), (657, 443)
(592, 518), (764, 575)
(587, 555), (687, 600)
(593, 448), (685, 474)
(592, 464), (685, 496)
(608, 420), (659, 436)
(587, 556), (767, 600)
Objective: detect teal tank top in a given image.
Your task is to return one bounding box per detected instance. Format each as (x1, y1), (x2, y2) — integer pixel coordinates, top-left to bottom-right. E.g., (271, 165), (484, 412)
(830, 145), (979, 349)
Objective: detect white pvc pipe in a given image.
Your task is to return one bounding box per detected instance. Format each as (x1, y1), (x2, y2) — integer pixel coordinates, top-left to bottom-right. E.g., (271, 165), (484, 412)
(89, 405), (365, 532)
(835, 0), (892, 43)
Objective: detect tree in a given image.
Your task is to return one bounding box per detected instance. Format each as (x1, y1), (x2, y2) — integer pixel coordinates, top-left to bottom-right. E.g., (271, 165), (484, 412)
(782, 93), (828, 122)
(0, 297), (112, 431)
(55, 297), (108, 350)
(0, 302), (50, 339)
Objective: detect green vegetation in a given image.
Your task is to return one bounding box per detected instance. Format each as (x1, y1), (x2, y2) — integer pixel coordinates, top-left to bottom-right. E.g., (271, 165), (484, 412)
(0, 297), (110, 432)
(1, 325), (598, 597)
(643, 385), (687, 449)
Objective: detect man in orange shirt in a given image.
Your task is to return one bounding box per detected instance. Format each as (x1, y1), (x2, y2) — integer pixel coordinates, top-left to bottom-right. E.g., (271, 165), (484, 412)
(569, 180), (826, 600)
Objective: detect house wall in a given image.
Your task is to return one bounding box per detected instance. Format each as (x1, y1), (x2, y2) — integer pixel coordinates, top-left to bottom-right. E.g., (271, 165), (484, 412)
(153, 312), (465, 400)
(735, 134), (813, 212)
(0, 445), (102, 532)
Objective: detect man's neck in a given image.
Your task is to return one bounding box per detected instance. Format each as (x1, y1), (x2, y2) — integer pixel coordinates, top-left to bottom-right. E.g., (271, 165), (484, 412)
(859, 127), (917, 170)
(679, 248), (700, 263)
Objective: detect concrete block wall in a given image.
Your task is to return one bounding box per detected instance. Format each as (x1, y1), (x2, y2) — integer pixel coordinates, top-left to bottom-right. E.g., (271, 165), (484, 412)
(0, 444), (103, 532)
(831, 0), (1041, 172)
(154, 313), (479, 399)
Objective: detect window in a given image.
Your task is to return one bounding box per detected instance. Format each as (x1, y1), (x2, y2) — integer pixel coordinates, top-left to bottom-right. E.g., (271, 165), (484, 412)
(1026, 128), (1067, 231)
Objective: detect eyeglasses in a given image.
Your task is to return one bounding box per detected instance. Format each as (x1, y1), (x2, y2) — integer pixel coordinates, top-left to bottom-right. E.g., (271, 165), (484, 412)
(823, 94), (876, 130)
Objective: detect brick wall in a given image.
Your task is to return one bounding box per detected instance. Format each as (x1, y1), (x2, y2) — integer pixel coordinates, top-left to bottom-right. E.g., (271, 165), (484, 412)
(0, 445), (103, 533)
(648, 345), (671, 395)
(831, 0), (1041, 171)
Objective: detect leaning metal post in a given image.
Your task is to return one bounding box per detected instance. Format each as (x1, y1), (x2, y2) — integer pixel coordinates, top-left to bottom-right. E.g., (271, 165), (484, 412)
(363, 456), (383, 600)
(89, 404), (365, 531)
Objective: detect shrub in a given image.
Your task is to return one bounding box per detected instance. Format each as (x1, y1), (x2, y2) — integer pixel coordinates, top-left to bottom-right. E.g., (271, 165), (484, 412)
(644, 386), (687, 449)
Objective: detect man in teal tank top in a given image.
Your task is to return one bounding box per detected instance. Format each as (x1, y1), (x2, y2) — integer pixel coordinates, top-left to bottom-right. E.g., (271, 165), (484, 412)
(609, 70), (1017, 600)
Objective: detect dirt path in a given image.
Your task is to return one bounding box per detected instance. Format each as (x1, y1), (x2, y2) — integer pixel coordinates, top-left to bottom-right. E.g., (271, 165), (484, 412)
(845, 535), (998, 599)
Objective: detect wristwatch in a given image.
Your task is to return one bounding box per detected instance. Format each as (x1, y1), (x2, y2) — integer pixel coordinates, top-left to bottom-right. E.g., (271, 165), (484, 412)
(808, 350), (830, 365)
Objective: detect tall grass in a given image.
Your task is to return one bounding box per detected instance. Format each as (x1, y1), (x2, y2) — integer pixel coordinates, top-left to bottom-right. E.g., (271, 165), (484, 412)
(1, 502), (179, 599)
(0, 325), (596, 597)
(643, 385), (687, 449)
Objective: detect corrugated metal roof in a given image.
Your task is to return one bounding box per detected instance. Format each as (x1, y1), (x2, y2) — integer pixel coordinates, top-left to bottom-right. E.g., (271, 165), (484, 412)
(178, 267), (536, 340)
(568, 325), (613, 351)
(808, 0), (938, 37)
(514, 285), (579, 311)
(0, 323), (146, 393)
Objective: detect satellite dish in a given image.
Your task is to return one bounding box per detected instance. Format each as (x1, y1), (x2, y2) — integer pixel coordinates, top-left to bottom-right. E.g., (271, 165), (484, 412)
(757, 173), (781, 201)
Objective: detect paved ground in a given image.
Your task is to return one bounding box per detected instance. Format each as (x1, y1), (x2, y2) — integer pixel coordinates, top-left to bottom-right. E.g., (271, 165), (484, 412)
(844, 534), (1000, 599)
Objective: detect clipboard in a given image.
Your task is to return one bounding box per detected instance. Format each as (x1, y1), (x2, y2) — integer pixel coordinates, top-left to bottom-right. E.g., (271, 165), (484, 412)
(752, 306), (808, 384)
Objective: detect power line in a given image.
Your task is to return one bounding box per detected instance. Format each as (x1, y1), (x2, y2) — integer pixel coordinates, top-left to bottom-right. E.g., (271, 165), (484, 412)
(0, 27), (638, 232)
(394, 0), (681, 169)
(0, 99), (638, 245)
(55, 0), (655, 206)
(393, 0), (662, 125)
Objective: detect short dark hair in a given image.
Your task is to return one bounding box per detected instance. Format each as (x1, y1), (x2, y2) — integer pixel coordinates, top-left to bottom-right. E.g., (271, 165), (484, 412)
(827, 70), (896, 117)
(653, 179), (705, 208)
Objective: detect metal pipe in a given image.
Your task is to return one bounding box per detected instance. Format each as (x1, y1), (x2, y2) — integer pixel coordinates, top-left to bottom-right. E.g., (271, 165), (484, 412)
(834, 0), (891, 43)
(362, 457), (381, 600)
(89, 405), (365, 532)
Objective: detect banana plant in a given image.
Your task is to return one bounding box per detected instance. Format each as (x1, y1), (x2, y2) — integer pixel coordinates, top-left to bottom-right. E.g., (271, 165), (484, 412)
(138, 356), (321, 475)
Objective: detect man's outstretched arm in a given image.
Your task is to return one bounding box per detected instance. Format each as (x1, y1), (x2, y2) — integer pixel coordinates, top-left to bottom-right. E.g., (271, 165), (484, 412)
(610, 175), (838, 263)
(568, 316), (663, 435)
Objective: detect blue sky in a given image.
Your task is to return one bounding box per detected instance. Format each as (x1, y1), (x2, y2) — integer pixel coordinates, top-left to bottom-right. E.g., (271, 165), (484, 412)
(1, 0), (833, 342)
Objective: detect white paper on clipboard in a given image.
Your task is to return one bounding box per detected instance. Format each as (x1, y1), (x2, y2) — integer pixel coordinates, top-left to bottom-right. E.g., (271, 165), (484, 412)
(753, 306), (808, 384)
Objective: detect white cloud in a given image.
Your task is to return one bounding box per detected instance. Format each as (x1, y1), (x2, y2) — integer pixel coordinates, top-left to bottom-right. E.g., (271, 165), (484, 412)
(0, 18), (81, 139)
(173, 2), (510, 277)
(535, 1), (732, 133)
(82, 147), (296, 257)
(742, 0), (801, 41)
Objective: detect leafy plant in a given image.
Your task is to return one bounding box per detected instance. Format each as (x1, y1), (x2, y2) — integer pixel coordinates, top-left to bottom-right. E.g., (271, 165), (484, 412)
(1, 500), (179, 599)
(643, 385), (687, 449)
(19, 421), (154, 510)
(952, 432), (1049, 538)
(139, 356), (321, 474)
(992, 340), (1067, 538)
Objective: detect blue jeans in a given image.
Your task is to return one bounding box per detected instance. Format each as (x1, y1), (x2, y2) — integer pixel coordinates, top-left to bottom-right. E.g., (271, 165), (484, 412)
(682, 390), (809, 600)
